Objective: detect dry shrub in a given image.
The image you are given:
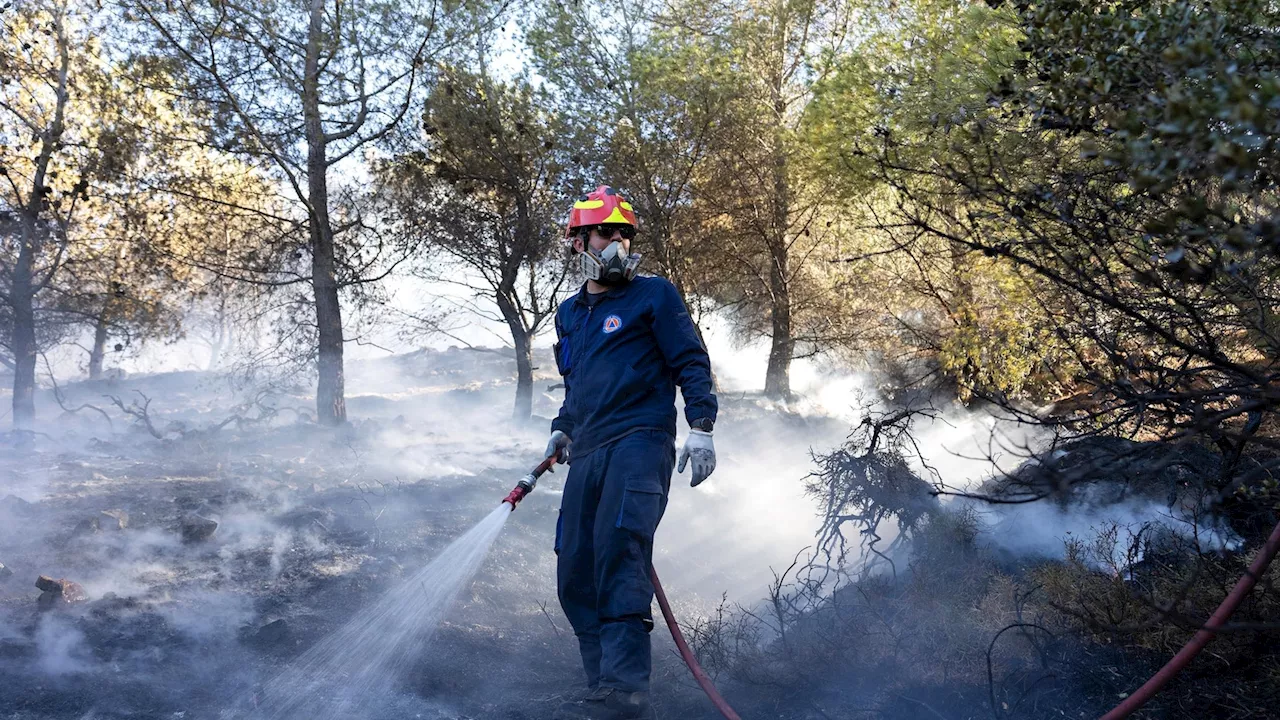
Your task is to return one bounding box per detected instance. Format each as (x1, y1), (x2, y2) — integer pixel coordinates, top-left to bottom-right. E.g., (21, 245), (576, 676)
(691, 495), (1280, 718)
(701, 405), (1280, 717)
(1033, 522), (1280, 661)
(687, 503), (1061, 716)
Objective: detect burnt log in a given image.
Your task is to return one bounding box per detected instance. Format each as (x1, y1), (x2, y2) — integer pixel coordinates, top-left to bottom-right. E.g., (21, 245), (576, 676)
(73, 516), (101, 535)
(252, 619), (289, 646)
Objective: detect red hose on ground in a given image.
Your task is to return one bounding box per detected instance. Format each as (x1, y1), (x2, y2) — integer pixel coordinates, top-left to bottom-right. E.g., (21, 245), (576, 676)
(651, 568), (744, 720)
(1099, 518), (1280, 720)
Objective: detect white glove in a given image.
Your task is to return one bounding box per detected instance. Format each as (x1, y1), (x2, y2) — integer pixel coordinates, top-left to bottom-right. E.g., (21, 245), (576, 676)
(677, 429), (716, 487)
(545, 430), (572, 463)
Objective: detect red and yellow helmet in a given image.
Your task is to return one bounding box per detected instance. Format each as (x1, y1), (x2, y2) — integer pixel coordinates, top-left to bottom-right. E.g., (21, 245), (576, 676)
(564, 185), (638, 240)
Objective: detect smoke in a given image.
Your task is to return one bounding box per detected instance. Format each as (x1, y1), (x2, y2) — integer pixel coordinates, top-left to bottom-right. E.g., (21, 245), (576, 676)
(157, 590), (256, 642)
(653, 314), (1053, 603)
(698, 321), (1242, 578)
(970, 496), (1243, 568)
(6, 302), (1245, 719)
(246, 505), (511, 720)
(35, 615), (93, 676)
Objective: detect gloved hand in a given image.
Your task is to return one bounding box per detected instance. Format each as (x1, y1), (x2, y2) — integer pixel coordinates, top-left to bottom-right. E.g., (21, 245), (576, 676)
(545, 430), (572, 464)
(677, 429), (716, 487)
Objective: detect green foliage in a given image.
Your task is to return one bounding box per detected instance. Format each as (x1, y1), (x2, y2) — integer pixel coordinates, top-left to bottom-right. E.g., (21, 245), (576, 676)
(525, 0), (736, 308)
(999, 0), (1280, 280)
(805, 0), (1280, 412)
(377, 61), (580, 418)
(0, 1), (186, 373)
(808, 0), (1022, 177)
(395, 63), (581, 273)
(805, 0), (1068, 400)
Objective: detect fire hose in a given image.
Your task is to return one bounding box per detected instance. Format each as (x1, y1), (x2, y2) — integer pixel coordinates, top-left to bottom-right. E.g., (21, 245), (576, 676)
(503, 456), (744, 720)
(1098, 516), (1280, 720)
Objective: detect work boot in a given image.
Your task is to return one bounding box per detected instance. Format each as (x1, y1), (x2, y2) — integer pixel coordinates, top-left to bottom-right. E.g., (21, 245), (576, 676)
(552, 687), (654, 720)
(552, 687), (609, 720)
(602, 689), (654, 719)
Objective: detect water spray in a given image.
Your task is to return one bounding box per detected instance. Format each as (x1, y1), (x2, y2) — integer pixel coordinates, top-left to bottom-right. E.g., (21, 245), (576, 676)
(247, 505), (514, 720)
(502, 455), (744, 720)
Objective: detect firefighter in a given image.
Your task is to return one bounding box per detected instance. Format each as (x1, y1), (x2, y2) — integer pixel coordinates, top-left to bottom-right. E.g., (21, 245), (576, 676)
(547, 185), (717, 720)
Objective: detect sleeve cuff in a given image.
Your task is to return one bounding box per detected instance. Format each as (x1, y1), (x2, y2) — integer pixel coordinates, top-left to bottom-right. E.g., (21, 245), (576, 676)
(685, 408), (716, 425)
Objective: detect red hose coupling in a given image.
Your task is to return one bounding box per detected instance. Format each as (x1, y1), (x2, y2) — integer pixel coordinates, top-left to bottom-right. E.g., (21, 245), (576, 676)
(502, 484), (530, 510)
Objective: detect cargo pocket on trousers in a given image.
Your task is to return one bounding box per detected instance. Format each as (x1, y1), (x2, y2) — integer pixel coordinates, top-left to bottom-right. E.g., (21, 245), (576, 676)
(616, 479), (664, 541)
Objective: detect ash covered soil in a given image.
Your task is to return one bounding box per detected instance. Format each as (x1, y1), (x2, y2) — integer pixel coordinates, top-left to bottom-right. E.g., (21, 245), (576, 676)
(0, 348), (849, 719)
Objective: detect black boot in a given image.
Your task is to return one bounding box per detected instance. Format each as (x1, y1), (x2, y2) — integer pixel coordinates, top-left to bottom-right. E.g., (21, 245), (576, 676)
(552, 688), (653, 720)
(602, 689), (654, 719)
(552, 687), (609, 720)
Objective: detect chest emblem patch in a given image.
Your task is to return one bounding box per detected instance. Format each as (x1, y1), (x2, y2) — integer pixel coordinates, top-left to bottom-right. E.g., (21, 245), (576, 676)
(602, 314), (623, 334)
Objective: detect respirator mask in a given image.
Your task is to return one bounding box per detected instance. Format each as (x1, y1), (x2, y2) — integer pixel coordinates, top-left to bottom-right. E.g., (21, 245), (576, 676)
(579, 225), (642, 285)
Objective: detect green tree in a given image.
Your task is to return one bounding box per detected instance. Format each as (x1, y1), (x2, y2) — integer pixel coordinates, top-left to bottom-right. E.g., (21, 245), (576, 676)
(669, 0), (856, 400)
(128, 0), (492, 425)
(0, 0), (138, 429)
(808, 0), (1057, 400)
(527, 0), (730, 322)
(379, 62), (579, 421)
(850, 0), (1280, 471)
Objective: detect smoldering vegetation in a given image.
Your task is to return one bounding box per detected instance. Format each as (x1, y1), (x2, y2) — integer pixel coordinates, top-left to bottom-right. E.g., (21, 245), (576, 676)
(0, 359), (1258, 720)
(2, 345), (1279, 720)
(2, 336), (1279, 720)
(0, 348), (581, 720)
(670, 407), (1280, 719)
(0, 346), (861, 720)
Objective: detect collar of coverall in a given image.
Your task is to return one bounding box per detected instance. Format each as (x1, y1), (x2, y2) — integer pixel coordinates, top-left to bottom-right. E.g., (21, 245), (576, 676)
(572, 278), (633, 305)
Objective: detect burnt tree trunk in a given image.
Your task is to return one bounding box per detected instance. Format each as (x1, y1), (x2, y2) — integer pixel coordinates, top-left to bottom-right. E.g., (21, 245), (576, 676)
(507, 309), (534, 422)
(493, 286), (536, 421)
(763, 94), (793, 401)
(764, 260), (793, 400)
(304, 0), (346, 426)
(88, 315), (108, 380)
(11, 234), (37, 430)
(502, 196), (535, 423)
(8, 13), (70, 431)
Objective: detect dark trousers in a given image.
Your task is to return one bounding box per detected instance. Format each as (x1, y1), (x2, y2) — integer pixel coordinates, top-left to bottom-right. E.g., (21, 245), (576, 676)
(555, 429), (675, 693)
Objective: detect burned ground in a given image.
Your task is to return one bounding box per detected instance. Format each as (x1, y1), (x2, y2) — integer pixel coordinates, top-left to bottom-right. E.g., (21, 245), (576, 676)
(3, 349), (1276, 720)
(0, 348), (852, 720)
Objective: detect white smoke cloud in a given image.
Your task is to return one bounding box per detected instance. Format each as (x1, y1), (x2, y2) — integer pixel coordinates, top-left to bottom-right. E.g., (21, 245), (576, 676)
(35, 614), (94, 676)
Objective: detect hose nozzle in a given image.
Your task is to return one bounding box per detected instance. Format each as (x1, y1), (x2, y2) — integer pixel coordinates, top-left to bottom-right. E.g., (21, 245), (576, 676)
(502, 476), (536, 510)
(501, 455), (558, 511)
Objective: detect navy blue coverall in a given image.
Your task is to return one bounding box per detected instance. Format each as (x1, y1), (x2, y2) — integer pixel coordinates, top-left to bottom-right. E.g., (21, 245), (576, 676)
(551, 275), (717, 693)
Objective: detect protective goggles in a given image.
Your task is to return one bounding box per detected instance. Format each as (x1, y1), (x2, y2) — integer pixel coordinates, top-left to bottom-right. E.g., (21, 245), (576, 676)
(580, 223), (637, 241)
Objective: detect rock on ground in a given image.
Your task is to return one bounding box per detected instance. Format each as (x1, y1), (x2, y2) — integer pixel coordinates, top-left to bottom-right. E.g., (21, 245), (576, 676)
(180, 514), (218, 543)
(35, 575), (89, 609)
